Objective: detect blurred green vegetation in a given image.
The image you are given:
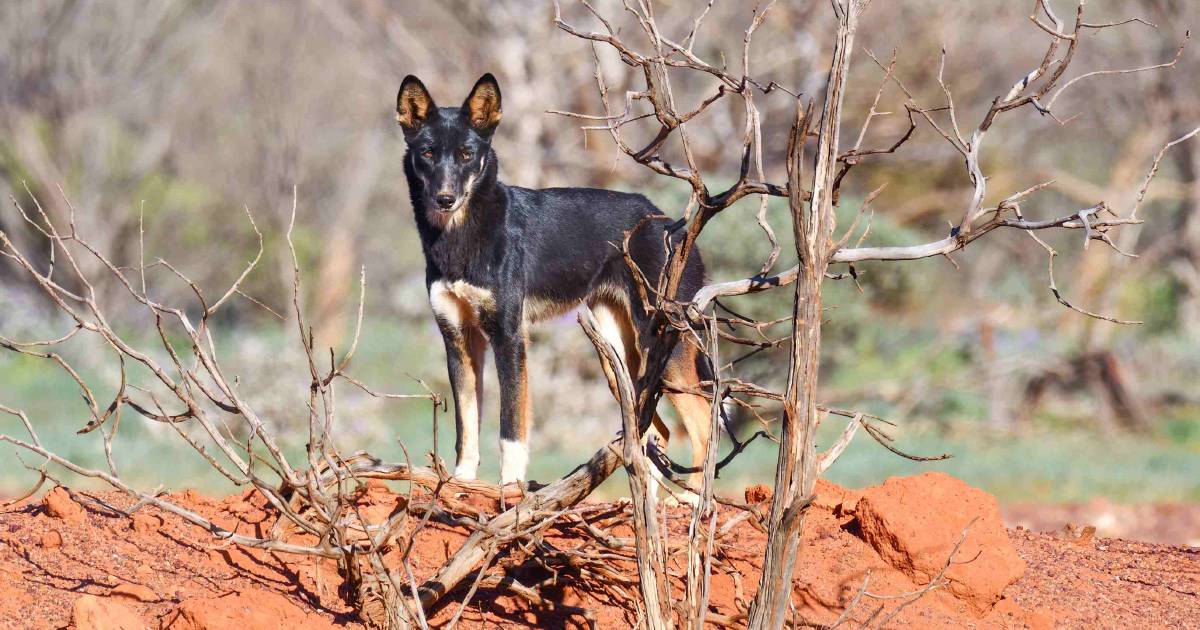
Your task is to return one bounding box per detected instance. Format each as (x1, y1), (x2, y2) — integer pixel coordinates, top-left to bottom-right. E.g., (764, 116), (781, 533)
(3, 166), (1198, 505)
(2, 0), (1198, 505)
(3, 313), (1197, 503)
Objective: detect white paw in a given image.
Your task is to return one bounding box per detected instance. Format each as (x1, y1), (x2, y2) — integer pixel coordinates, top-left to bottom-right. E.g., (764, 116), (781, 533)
(499, 439), (529, 485)
(672, 490), (702, 508)
(654, 486), (701, 508)
(454, 460), (478, 480)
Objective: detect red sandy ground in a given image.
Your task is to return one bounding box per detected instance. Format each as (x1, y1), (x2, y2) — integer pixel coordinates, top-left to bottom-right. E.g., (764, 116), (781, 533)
(0, 472), (1196, 629)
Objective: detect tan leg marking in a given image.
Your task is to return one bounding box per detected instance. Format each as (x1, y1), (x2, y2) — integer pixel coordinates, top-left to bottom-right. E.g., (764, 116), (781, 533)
(429, 280), (490, 479)
(665, 337), (714, 488)
(454, 327), (487, 479)
(591, 301), (672, 447)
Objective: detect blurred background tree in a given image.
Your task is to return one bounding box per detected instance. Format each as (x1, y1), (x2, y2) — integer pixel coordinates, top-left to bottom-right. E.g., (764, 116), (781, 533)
(1, 0), (1197, 503)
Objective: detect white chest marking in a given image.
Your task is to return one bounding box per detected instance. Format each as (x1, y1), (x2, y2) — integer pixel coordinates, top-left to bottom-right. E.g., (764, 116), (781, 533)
(429, 280), (496, 328)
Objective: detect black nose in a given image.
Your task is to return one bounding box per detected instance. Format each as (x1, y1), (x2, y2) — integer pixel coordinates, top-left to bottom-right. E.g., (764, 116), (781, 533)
(435, 193), (456, 209)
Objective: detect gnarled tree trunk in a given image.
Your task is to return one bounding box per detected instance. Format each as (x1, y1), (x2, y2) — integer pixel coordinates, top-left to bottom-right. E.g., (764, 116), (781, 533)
(747, 2), (862, 627)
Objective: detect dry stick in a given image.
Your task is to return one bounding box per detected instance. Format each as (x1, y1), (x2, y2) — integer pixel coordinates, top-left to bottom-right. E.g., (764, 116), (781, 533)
(690, 211), (1143, 311)
(2, 207), (254, 479)
(207, 205), (265, 316)
(473, 573), (597, 628)
(558, 8), (793, 510)
(547, 1), (1183, 629)
(3, 189), (441, 628)
(663, 375), (948, 464)
(573, 0), (787, 506)
(816, 413), (861, 475)
(684, 316), (723, 630)
(747, 2), (863, 628)
(1045, 31), (1189, 111)
(445, 549), (499, 630)
(93, 194), (296, 481)
(1026, 231), (1141, 325)
(825, 573), (871, 630)
(0, 435), (346, 557)
(580, 308), (673, 630)
(1131, 126), (1200, 220)
(416, 440), (622, 610)
(0, 404), (49, 506)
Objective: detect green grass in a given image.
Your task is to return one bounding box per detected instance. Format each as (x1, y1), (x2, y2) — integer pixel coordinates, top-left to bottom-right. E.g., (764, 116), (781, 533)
(2, 322), (1198, 503)
(770, 421), (1200, 503)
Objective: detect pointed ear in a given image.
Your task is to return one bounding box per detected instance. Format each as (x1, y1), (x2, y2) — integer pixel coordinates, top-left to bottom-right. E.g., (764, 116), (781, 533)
(461, 73), (502, 136)
(396, 75), (436, 138)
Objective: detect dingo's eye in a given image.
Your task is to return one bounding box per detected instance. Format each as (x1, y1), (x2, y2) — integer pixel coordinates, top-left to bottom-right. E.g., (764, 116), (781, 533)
(421, 150), (433, 159)
(459, 149), (473, 161)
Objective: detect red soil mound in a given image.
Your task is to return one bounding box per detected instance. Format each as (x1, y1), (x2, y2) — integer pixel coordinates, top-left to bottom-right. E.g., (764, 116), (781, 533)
(855, 472), (1026, 613)
(0, 474), (1195, 629)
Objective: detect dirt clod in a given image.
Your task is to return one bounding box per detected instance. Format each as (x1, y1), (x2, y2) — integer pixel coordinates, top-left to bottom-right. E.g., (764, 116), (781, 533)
(744, 483), (772, 504)
(130, 512), (162, 535)
(111, 582), (158, 602)
(39, 530), (63, 549)
(43, 486), (84, 523)
(812, 478), (861, 516)
(71, 594), (144, 630)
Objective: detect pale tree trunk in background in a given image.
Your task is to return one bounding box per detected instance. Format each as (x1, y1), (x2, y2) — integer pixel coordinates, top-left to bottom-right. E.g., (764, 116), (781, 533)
(7, 119), (74, 266)
(9, 113), (170, 305)
(1171, 142), (1200, 338)
(490, 4), (546, 188)
(1031, 126), (1162, 433)
(1154, 0), (1200, 339)
(747, 3), (861, 627)
(980, 318), (1012, 431)
(313, 133), (382, 349)
(1076, 127), (1161, 350)
(968, 247), (1012, 431)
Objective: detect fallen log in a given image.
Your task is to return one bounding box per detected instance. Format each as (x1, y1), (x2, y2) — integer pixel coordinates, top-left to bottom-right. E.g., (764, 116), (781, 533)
(416, 441), (624, 609)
